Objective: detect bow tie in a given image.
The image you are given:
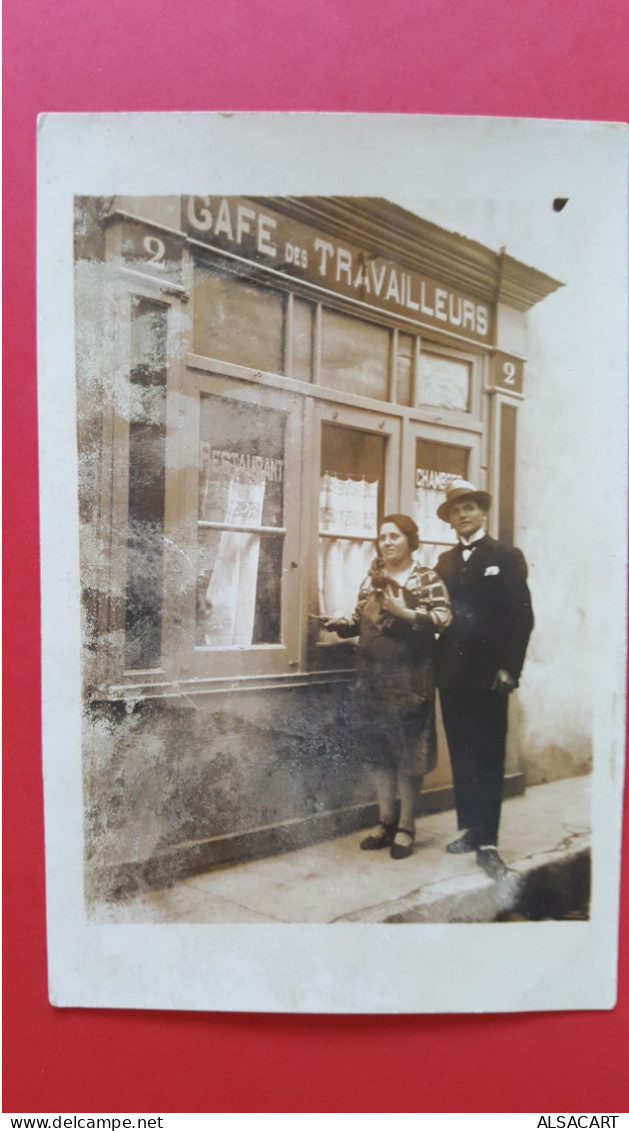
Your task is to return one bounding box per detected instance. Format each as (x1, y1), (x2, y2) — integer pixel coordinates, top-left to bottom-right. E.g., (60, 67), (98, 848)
(459, 543), (477, 554)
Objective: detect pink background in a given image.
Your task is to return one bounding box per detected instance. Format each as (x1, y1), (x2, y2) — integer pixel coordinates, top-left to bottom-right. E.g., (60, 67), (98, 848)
(4, 0), (629, 1112)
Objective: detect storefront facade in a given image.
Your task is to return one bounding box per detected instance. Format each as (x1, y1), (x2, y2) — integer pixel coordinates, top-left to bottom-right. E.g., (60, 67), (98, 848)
(75, 195), (562, 898)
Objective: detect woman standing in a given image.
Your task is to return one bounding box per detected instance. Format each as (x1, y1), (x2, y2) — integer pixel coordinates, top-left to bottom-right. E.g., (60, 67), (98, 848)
(323, 515), (451, 859)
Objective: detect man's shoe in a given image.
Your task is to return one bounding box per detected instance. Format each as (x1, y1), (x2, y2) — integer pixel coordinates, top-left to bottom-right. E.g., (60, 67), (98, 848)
(360, 822), (397, 850)
(476, 847), (508, 880)
(446, 830), (478, 854)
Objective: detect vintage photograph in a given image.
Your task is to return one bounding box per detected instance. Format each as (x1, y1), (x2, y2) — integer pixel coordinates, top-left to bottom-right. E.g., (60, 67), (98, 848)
(39, 113), (626, 1011)
(76, 190), (589, 926)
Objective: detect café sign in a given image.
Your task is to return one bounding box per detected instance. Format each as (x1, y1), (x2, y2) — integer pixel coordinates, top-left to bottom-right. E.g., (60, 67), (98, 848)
(183, 196), (491, 343)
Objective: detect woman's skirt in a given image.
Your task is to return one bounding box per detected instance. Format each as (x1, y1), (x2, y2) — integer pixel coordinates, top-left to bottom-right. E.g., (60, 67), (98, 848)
(351, 658), (438, 777)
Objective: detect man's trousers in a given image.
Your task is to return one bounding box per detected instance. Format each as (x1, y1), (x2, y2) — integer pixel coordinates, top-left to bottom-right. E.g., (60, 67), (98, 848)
(439, 687), (510, 847)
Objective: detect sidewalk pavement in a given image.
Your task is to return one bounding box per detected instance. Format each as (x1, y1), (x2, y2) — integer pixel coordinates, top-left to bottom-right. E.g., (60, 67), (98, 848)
(92, 775), (590, 925)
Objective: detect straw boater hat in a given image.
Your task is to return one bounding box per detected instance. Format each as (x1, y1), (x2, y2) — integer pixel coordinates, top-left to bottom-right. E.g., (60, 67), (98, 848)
(437, 479), (493, 523)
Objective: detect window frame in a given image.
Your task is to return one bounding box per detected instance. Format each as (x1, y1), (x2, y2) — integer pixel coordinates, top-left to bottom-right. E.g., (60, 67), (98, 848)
(98, 269), (184, 692)
(416, 339), (482, 420)
(189, 252), (487, 423)
(307, 400), (402, 671)
(399, 418), (484, 559)
(172, 363), (305, 682)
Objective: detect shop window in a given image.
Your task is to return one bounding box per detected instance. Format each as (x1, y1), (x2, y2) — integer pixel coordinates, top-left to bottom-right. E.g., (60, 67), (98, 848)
(318, 424), (385, 638)
(418, 352), (470, 412)
(320, 309), (390, 401)
(291, 297), (314, 381)
(414, 439), (468, 566)
(196, 393), (286, 648)
(193, 263), (285, 374)
(125, 299), (168, 670)
(395, 333), (414, 406)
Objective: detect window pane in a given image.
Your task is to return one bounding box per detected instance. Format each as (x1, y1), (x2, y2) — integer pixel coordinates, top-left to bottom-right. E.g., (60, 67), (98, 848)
(291, 297), (314, 381)
(414, 440), (468, 565)
(396, 332), (414, 406)
(320, 309), (390, 400)
(199, 394), (285, 527)
(193, 263), (285, 374)
(125, 299), (167, 670)
(197, 531), (282, 646)
(197, 393), (286, 648)
(419, 353), (470, 411)
(318, 424), (385, 632)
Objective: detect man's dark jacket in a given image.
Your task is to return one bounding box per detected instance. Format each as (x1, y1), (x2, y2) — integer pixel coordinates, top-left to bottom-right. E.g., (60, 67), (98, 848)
(435, 534), (534, 691)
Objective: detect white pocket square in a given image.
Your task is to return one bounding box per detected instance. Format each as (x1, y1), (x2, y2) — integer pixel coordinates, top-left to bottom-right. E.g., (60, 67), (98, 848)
(484, 565), (500, 576)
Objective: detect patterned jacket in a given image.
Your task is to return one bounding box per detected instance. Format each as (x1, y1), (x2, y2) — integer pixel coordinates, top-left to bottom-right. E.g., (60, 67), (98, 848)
(333, 557), (452, 639)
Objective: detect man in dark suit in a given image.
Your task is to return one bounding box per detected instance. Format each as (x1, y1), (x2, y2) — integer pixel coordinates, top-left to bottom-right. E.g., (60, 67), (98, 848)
(435, 480), (534, 879)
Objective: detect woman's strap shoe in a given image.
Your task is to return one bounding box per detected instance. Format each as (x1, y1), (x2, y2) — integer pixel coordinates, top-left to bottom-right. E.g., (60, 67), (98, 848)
(360, 822), (397, 850)
(390, 828), (415, 860)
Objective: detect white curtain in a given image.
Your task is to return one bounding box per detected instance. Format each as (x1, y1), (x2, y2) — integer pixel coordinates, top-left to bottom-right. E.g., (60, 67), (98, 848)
(413, 481), (448, 545)
(413, 474), (458, 567)
(318, 474), (378, 618)
(203, 476), (266, 647)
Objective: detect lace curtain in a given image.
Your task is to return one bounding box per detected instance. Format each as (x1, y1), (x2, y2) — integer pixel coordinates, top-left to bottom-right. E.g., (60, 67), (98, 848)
(413, 472), (460, 566)
(318, 473), (378, 617)
(201, 475), (266, 647)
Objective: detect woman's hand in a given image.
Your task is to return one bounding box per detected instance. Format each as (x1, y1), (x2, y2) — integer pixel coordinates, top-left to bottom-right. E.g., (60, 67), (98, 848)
(379, 589), (414, 623)
(312, 613), (346, 632)
(319, 618), (340, 632)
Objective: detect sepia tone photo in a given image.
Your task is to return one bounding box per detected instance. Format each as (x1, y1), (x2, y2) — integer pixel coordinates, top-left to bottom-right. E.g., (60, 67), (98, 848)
(39, 113), (626, 1011)
(75, 188), (593, 924)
